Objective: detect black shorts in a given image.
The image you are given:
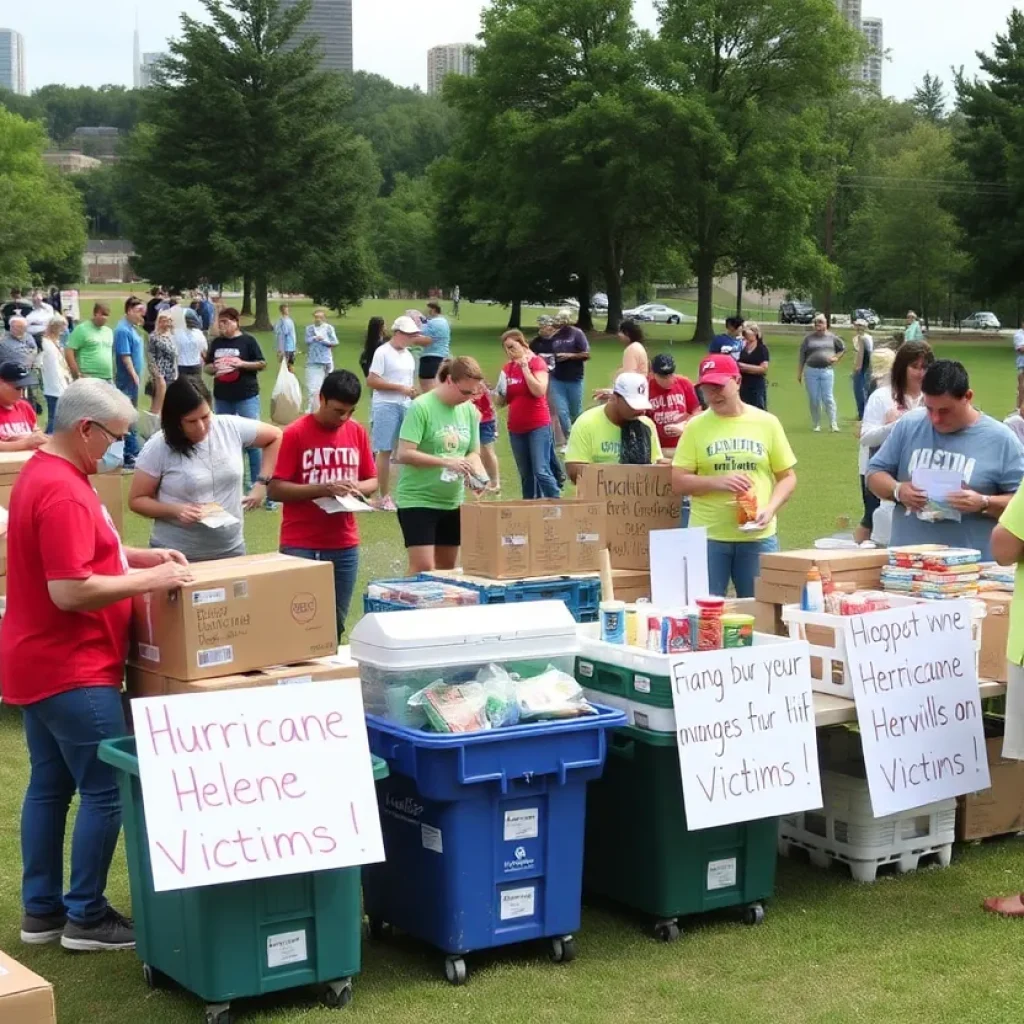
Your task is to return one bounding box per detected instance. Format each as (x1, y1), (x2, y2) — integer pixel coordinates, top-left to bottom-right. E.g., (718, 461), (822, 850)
(418, 355), (444, 382)
(860, 475), (881, 530)
(397, 507), (461, 549)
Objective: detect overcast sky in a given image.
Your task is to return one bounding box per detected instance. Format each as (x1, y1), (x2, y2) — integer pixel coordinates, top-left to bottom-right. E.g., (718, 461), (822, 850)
(7, 0), (1021, 101)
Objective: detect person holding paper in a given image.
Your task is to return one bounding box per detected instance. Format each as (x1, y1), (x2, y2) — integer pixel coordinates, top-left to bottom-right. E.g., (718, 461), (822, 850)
(129, 377), (282, 562)
(672, 354), (797, 598)
(866, 360), (1024, 560)
(0, 379), (193, 952)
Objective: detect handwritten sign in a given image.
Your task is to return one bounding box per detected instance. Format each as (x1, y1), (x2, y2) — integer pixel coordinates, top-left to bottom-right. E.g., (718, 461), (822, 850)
(843, 601), (990, 817)
(670, 641), (822, 830)
(576, 465), (680, 570)
(133, 681), (385, 891)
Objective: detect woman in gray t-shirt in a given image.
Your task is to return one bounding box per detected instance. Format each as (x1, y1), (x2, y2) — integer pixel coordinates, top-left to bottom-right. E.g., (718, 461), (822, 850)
(129, 377), (282, 561)
(797, 314), (845, 432)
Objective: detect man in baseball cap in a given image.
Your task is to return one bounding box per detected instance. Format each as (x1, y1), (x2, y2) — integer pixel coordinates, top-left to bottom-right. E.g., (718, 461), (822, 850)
(0, 362), (49, 452)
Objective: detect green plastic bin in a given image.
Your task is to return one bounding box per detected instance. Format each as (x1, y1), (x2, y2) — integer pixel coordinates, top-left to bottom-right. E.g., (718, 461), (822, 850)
(99, 736), (388, 1023)
(584, 726), (777, 942)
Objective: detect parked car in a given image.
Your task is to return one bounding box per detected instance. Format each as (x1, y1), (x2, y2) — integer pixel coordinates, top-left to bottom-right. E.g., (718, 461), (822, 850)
(592, 292), (609, 312)
(962, 311), (1001, 330)
(778, 301), (815, 324)
(621, 303), (691, 325)
(851, 308), (880, 329)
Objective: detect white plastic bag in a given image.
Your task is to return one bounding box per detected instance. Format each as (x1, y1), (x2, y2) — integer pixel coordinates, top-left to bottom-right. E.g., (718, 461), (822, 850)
(271, 360), (303, 425)
(137, 409), (161, 441)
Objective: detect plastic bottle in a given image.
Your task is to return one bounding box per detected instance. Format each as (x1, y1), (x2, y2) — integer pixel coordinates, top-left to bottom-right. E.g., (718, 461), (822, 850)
(801, 567), (824, 613)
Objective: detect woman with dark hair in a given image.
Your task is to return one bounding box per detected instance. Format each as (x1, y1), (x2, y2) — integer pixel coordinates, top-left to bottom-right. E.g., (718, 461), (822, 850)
(617, 319), (649, 376)
(360, 316), (388, 378)
(129, 377), (282, 562)
(855, 339), (934, 544)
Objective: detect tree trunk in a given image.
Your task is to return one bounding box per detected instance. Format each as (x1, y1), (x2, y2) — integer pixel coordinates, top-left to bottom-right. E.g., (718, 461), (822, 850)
(506, 299), (522, 330)
(735, 269), (744, 318)
(694, 248), (715, 346)
(822, 193), (835, 322)
(604, 247), (624, 335)
(241, 274), (253, 317)
(252, 272), (272, 332)
(575, 272), (593, 332)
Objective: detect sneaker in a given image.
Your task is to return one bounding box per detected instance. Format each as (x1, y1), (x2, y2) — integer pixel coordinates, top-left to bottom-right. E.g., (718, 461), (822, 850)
(813, 425), (821, 433)
(21, 911), (67, 945)
(831, 423), (840, 433)
(61, 907), (135, 952)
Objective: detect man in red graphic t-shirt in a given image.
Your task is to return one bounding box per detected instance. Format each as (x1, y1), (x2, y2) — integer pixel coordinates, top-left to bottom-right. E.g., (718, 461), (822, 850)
(0, 378), (192, 953)
(648, 353), (700, 458)
(269, 369), (378, 638)
(0, 363), (48, 451)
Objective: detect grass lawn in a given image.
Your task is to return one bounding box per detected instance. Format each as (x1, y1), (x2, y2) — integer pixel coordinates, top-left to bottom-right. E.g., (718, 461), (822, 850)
(1, 297), (1022, 1023)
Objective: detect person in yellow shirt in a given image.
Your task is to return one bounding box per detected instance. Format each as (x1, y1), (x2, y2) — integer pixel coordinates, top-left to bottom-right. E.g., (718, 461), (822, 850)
(564, 372), (663, 482)
(672, 354), (797, 597)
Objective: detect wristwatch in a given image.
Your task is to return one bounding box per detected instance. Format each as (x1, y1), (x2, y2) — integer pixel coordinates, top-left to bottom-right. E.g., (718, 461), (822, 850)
(256, 475), (273, 485)
(981, 494), (991, 513)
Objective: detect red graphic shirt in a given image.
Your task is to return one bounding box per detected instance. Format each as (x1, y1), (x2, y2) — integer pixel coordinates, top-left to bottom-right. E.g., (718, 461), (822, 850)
(647, 375), (700, 449)
(0, 400), (37, 439)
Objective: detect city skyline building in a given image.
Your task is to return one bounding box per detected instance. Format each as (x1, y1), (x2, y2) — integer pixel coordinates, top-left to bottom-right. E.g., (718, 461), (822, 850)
(861, 17), (884, 91)
(281, 0), (353, 74)
(0, 28), (27, 95)
(427, 43), (476, 97)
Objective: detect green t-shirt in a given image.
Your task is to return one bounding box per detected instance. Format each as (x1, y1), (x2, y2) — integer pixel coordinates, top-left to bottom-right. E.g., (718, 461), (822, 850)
(564, 404), (662, 466)
(67, 320), (114, 380)
(396, 392), (480, 510)
(998, 484), (1024, 665)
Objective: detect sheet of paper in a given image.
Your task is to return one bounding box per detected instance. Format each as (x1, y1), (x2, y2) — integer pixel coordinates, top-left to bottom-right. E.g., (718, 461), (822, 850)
(649, 527), (709, 608)
(314, 495), (374, 514)
(911, 468), (963, 500)
(200, 511), (240, 529)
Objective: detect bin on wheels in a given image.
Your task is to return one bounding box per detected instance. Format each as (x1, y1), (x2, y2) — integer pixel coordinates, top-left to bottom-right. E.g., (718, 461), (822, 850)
(584, 726), (777, 943)
(98, 736), (389, 1024)
(363, 704), (626, 984)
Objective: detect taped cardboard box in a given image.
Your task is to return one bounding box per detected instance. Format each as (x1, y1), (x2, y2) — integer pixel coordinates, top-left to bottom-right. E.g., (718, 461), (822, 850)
(129, 553), (337, 681)
(460, 500), (606, 580)
(979, 592), (1011, 683)
(957, 719), (1024, 841)
(0, 949), (55, 1024)
(610, 568), (651, 603)
(576, 464), (681, 571)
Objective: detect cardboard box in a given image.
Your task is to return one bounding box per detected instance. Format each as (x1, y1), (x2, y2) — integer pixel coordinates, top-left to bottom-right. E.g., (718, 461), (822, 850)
(127, 656), (360, 698)
(129, 553), (337, 681)
(754, 578), (803, 607)
(759, 548), (889, 574)
(0, 451), (34, 481)
(576, 465), (681, 570)
(610, 568), (651, 603)
(957, 719), (1024, 841)
(0, 949), (55, 1024)
(759, 566), (883, 589)
(460, 500), (607, 580)
(0, 469), (124, 536)
(752, 600), (785, 636)
(979, 592), (1011, 683)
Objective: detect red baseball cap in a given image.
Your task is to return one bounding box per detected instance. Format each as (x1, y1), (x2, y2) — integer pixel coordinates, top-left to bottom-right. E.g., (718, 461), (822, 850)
(697, 354), (741, 387)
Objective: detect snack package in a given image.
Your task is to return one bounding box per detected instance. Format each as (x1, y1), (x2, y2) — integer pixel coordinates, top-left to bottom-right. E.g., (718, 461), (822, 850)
(408, 680), (490, 733)
(515, 667), (597, 721)
(839, 591), (891, 616)
(736, 487), (759, 526)
(475, 663), (520, 729)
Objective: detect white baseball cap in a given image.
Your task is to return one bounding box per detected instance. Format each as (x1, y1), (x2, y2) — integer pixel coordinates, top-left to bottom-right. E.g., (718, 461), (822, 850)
(612, 372), (652, 411)
(391, 315), (420, 335)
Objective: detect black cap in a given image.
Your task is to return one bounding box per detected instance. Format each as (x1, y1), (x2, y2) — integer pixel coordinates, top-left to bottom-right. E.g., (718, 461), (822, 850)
(0, 362), (32, 386)
(651, 353), (676, 376)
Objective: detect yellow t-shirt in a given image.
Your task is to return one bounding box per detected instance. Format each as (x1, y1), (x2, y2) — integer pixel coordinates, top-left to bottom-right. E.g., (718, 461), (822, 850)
(998, 483), (1024, 665)
(673, 407), (796, 541)
(565, 405), (663, 465)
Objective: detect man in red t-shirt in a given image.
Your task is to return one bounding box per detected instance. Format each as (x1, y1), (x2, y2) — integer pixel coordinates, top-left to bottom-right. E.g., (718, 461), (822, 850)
(648, 353), (700, 456)
(0, 362), (48, 451)
(0, 378), (192, 952)
(269, 370), (377, 638)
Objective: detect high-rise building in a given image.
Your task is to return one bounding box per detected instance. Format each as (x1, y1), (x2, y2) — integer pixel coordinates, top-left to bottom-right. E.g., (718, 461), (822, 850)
(860, 17), (884, 92)
(139, 52), (168, 89)
(834, 0), (862, 30)
(427, 44), (476, 97)
(281, 0), (353, 74)
(0, 28), (27, 95)
(133, 18), (142, 89)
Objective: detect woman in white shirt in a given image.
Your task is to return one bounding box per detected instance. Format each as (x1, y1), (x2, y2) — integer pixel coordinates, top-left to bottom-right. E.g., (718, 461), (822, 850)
(40, 316), (71, 434)
(855, 340), (934, 543)
(176, 308), (210, 399)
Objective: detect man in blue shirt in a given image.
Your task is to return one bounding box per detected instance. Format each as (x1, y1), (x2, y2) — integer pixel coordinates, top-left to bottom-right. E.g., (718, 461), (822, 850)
(709, 316), (745, 360)
(200, 293), (216, 332)
(113, 296), (146, 468)
(418, 300), (451, 392)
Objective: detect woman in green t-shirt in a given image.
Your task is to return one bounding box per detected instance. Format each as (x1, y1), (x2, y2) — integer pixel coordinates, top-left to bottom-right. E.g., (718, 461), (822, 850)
(396, 356), (484, 572)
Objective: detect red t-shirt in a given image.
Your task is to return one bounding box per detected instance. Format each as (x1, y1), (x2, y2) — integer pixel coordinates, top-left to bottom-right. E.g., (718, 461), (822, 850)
(0, 400), (37, 440)
(648, 375), (700, 449)
(276, 414), (376, 551)
(0, 452), (130, 704)
(473, 390), (495, 424)
(504, 356), (552, 434)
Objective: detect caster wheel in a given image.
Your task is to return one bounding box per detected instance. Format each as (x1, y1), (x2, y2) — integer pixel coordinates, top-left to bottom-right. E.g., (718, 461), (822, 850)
(365, 918), (388, 941)
(654, 920), (680, 943)
(205, 1007), (232, 1024)
(444, 956), (467, 986)
(142, 963), (161, 990)
(744, 904), (765, 926)
(322, 980), (353, 1009)
(550, 936), (576, 963)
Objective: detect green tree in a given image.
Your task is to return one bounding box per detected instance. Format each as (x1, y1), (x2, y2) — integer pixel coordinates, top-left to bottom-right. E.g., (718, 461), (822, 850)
(0, 107), (86, 288)
(0, 85), (142, 142)
(371, 174), (442, 294)
(912, 73), (947, 123)
(72, 164), (129, 239)
(119, 0), (379, 328)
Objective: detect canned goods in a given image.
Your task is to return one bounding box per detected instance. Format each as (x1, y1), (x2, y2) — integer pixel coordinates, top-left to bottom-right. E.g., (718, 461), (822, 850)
(722, 613), (755, 648)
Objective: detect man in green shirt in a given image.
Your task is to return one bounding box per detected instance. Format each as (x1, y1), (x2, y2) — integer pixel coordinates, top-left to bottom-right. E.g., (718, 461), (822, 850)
(66, 303), (114, 383)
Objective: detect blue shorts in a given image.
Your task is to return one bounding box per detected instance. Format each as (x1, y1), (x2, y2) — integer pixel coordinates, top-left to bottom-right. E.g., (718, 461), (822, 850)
(371, 402), (407, 453)
(479, 419), (497, 445)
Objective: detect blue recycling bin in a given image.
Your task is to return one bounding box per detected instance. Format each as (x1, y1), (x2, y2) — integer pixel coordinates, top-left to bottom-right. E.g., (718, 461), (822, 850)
(363, 704), (626, 984)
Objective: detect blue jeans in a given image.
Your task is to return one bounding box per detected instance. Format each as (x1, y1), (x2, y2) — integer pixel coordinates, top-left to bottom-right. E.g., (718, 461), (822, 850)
(509, 426), (561, 499)
(20, 686), (126, 925)
(281, 545), (358, 638)
(215, 395), (262, 486)
(116, 378), (140, 464)
(804, 367), (837, 428)
(549, 378), (584, 440)
(707, 535), (780, 599)
(851, 365), (870, 420)
(45, 395), (58, 435)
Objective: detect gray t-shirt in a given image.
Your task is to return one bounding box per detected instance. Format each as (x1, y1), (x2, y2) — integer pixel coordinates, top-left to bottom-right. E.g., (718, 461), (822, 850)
(866, 408), (1024, 559)
(136, 415), (259, 560)
(799, 332), (845, 370)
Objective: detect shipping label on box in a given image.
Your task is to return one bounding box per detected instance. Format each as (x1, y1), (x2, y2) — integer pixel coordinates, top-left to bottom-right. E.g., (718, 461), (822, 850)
(576, 465), (680, 570)
(461, 502), (533, 579)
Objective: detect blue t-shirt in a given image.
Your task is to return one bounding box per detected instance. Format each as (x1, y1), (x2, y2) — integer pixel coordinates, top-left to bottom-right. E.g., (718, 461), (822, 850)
(866, 408), (1024, 559)
(421, 316), (451, 359)
(113, 317), (145, 389)
(709, 333), (743, 360)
